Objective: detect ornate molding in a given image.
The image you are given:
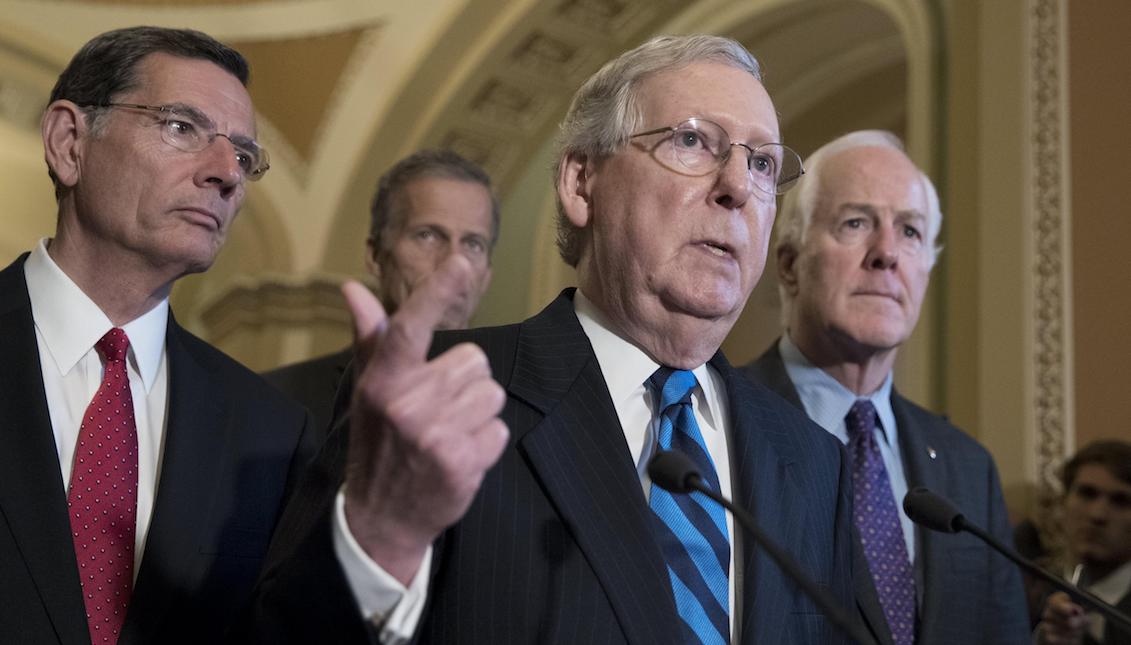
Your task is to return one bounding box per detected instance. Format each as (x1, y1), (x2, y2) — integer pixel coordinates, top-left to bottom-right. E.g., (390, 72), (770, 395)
(198, 273), (359, 342)
(1029, 0), (1073, 526)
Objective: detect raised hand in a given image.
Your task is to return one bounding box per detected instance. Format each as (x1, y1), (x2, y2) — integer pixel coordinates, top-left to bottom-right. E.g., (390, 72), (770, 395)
(340, 255), (508, 584)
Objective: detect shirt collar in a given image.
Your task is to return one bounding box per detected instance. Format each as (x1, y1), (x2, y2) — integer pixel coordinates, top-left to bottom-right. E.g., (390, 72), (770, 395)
(573, 290), (720, 428)
(779, 333), (896, 446)
(25, 238), (169, 392)
(1088, 559), (1131, 603)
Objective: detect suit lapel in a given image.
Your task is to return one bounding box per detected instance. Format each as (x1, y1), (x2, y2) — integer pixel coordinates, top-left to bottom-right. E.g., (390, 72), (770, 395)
(717, 352), (806, 644)
(745, 342), (891, 645)
(124, 318), (228, 641)
(510, 291), (681, 645)
(0, 256), (89, 642)
(891, 392), (949, 641)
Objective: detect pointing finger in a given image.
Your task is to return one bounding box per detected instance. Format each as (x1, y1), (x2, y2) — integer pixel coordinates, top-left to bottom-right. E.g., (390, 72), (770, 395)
(342, 280), (388, 363)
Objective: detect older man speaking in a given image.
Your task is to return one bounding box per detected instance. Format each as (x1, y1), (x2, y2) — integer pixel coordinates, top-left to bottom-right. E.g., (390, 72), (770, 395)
(249, 35), (855, 645)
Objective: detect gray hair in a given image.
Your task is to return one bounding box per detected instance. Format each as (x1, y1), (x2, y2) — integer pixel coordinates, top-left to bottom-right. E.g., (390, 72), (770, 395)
(776, 130), (943, 320)
(553, 34), (762, 266)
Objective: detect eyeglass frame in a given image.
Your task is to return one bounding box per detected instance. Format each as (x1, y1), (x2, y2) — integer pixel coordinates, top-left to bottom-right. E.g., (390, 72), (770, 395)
(81, 102), (270, 181)
(629, 117), (803, 194)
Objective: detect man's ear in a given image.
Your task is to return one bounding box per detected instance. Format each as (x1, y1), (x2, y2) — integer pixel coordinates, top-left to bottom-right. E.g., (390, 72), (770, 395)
(42, 100), (88, 190)
(364, 237), (381, 281)
(556, 151), (593, 228)
(777, 243), (801, 297)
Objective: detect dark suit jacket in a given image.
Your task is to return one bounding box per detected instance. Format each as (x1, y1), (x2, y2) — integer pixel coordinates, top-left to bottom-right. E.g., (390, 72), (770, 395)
(0, 254), (316, 644)
(262, 347), (352, 435)
(743, 342), (1030, 645)
(1092, 589), (1131, 645)
(245, 289), (857, 644)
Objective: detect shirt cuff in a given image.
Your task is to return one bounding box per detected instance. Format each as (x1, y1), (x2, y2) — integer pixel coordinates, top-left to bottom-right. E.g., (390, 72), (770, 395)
(332, 488), (431, 644)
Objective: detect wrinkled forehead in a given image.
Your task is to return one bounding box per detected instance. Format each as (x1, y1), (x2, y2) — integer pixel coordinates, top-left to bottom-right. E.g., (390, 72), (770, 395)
(635, 61), (779, 143)
(128, 52), (257, 138)
(818, 146), (931, 213)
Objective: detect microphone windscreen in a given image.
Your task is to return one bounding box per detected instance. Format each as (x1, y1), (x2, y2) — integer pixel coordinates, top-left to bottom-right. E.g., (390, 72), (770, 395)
(647, 450), (700, 493)
(902, 487), (963, 534)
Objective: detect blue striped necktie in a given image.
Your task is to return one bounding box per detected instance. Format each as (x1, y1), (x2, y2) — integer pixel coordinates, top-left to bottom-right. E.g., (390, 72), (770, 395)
(648, 367), (730, 645)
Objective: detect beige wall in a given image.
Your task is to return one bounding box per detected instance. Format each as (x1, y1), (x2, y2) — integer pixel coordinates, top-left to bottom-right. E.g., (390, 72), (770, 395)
(1069, 0), (1131, 448)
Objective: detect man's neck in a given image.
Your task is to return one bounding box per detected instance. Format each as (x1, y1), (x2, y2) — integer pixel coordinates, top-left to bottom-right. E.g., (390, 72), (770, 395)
(46, 236), (174, 326)
(787, 329), (898, 396)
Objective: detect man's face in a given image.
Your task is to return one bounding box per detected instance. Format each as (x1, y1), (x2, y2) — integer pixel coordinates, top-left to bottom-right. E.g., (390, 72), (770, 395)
(568, 61), (780, 366)
(69, 52), (255, 276)
(369, 176), (494, 329)
(1065, 464), (1131, 571)
(784, 146), (934, 359)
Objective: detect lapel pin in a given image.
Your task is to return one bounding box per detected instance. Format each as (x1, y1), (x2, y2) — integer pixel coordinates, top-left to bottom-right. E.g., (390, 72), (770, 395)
(927, 446), (937, 460)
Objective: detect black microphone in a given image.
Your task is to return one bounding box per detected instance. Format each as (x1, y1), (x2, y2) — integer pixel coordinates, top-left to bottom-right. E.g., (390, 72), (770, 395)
(903, 487), (1131, 634)
(648, 450), (871, 644)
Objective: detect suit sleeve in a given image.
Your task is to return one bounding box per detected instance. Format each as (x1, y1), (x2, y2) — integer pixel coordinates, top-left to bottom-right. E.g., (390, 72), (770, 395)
(984, 458), (1033, 645)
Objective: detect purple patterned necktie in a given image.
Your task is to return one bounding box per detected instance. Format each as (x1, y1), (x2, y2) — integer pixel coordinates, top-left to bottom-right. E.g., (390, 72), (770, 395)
(846, 400), (916, 645)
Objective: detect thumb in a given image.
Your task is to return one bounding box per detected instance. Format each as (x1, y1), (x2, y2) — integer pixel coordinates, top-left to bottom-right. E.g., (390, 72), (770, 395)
(342, 280), (388, 362)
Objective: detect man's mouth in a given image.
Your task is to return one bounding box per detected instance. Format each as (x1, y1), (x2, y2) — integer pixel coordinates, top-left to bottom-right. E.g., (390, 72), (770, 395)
(699, 240), (732, 257)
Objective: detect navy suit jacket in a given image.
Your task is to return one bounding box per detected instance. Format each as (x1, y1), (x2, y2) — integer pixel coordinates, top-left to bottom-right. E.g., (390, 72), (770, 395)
(246, 290), (857, 644)
(262, 347), (352, 436)
(742, 342), (1030, 645)
(0, 254), (315, 644)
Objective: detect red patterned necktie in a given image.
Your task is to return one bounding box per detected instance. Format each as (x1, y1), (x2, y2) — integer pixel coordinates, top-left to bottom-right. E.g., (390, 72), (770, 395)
(67, 328), (138, 644)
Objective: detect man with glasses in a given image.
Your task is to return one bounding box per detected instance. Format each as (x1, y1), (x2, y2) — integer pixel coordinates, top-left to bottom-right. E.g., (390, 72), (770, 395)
(0, 26), (312, 643)
(741, 131), (1029, 644)
(248, 35), (855, 644)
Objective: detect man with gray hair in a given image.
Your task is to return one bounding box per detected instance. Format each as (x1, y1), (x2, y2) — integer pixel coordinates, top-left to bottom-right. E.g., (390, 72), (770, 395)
(264, 148), (499, 433)
(247, 34), (856, 644)
(742, 130), (1029, 644)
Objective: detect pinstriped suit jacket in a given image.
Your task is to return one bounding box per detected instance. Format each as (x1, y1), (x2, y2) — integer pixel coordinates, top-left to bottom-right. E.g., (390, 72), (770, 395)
(246, 290), (856, 644)
(742, 342), (1030, 645)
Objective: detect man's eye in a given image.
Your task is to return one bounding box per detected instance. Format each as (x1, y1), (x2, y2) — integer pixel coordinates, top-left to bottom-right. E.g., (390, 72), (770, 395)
(903, 225), (922, 240)
(674, 129), (704, 150)
(844, 218), (864, 229)
(234, 151), (254, 172)
(749, 153), (776, 177)
(165, 119), (197, 137)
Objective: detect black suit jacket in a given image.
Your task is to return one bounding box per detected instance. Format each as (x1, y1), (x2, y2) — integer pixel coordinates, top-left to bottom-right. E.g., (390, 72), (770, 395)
(0, 254), (316, 644)
(246, 290), (857, 644)
(743, 342), (1030, 645)
(262, 347), (352, 435)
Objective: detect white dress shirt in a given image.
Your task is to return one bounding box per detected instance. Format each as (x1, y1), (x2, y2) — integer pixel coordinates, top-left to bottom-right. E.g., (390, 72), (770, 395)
(24, 238), (170, 574)
(1077, 560), (1131, 641)
(333, 289), (741, 641)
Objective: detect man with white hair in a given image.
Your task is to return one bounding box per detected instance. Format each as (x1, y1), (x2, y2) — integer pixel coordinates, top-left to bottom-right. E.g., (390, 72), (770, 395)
(246, 35), (857, 644)
(742, 130), (1029, 644)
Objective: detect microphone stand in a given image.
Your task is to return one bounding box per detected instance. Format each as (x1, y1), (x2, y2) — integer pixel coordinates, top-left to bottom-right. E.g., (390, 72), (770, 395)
(953, 515), (1131, 634)
(685, 477), (872, 644)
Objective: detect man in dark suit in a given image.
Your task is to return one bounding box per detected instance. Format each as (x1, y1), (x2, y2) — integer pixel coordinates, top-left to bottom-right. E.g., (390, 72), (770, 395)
(1037, 440), (1131, 645)
(741, 130), (1028, 644)
(0, 27), (312, 644)
(263, 149), (499, 433)
(245, 35), (857, 644)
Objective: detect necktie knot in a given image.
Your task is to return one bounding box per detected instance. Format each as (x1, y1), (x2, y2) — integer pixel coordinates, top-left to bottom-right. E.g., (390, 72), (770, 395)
(846, 399), (878, 441)
(96, 327), (131, 363)
(649, 366), (697, 410)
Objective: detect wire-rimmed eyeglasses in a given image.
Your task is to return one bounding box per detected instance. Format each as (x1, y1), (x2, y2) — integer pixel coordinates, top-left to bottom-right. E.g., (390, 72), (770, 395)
(84, 102), (270, 181)
(630, 117), (803, 195)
